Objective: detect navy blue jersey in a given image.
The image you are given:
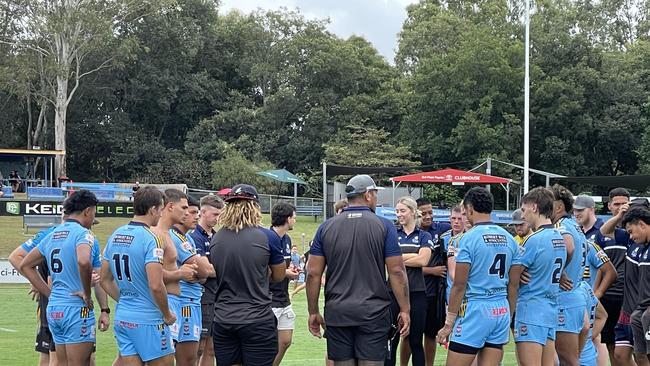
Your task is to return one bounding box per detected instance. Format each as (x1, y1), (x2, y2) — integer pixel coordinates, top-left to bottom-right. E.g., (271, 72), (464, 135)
(396, 227), (433, 292)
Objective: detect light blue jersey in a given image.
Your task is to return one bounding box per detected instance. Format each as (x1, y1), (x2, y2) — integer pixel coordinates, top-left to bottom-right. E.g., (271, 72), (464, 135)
(556, 216), (587, 301)
(582, 241), (610, 289)
(169, 228), (201, 301)
(446, 232), (465, 302)
(103, 222), (165, 325)
(36, 220), (95, 307)
(579, 281), (598, 365)
(516, 225), (567, 327)
(455, 222), (520, 301)
(440, 230), (452, 252)
(21, 226), (57, 253)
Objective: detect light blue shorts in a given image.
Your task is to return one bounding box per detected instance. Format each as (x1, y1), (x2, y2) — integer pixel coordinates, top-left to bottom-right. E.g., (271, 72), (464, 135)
(513, 320), (556, 345)
(46, 305), (96, 345)
(450, 298), (510, 348)
(177, 301), (202, 343)
(114, 320), (175, 362)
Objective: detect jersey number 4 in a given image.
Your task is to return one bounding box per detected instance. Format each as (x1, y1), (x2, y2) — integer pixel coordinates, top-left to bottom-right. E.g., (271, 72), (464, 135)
(112, 254), (132, 282)
(489, 254), (506, 279)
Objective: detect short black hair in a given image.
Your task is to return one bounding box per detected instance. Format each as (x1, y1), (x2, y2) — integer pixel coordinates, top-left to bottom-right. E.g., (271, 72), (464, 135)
(522, 187), (554, 218)
(164, 189), (187, 205)
(134, 186), (164, 216)
(463, 187), (493, 214)
(416, 198), (432, 207)
(549, 184), (574, 212)
(63, 189), (98, 215)
(609, 187), (631, 200)
(622, 206), (650, 227)
(187, 195), (200, 208)
(271, 202), (296, 227)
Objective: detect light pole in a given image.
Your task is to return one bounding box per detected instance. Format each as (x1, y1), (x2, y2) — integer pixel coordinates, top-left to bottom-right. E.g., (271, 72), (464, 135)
(524, 0), (531, 193)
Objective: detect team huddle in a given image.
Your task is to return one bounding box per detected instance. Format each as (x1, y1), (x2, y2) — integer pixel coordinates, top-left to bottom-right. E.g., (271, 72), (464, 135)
(7, 175), (650, 366)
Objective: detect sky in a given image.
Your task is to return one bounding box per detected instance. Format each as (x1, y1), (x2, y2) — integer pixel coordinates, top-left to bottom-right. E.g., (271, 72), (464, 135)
(220, 0), (419, 63)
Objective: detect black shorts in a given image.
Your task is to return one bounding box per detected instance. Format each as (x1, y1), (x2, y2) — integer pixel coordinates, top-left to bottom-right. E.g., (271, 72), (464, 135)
(201, 303), (214, 337)
(425, 295), (446, 339)
(324, 311), (392, 362)
(35, 326), (55, 354)
(630, 309), (650, 355)
(601, 297), (623, 344)
(212, 313), (277, 366)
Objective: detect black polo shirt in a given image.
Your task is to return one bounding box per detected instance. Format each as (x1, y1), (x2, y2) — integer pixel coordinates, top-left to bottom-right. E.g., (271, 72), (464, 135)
(311, 206), (402, 326)
(210, 226), (284, 324)
(594, 223), (630, 299)
(188, 224), (217, 305)
(396, 226), (433, 292)
(269, 227), (292, 308)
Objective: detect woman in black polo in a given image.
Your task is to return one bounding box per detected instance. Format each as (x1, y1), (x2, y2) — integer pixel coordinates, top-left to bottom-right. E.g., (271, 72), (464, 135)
(387, 196), (433, 366)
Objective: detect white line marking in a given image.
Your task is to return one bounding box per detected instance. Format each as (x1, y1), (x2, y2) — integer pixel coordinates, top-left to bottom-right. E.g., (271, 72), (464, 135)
(0, 327), (17, 332)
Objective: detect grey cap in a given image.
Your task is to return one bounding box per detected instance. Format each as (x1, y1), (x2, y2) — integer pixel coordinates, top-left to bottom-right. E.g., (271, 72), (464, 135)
(509, 209), (525, 225)
(345, 175), (384, 197)
(574, 195), (595, 210)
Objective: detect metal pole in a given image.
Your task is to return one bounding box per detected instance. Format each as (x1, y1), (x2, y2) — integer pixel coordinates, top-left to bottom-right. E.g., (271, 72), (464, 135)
(294, 182), (298, 207)
(523, 0), (531, 194)
(546, 175), (550, 188)
(506, 183), (510, 211)
(392, 180), (396, 207)
(486, 156), (492, 192)
(322, 162), (327, 222)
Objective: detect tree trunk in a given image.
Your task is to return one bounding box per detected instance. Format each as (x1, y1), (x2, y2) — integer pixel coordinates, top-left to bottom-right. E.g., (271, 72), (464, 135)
(55, 73), (68, 180)
(26, 88), (33, 149)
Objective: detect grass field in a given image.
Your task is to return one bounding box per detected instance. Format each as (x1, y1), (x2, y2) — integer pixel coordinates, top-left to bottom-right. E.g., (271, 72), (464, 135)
(0, 215), (519, 365)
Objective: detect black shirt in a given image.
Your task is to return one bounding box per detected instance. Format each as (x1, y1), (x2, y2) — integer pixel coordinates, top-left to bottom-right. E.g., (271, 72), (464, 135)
(310, 206), (402, 326)
(593, 221), (628, 299)
(623, 243), (645, 315)
(395, 226), (433, 292)
(269, 227), (292, 308)
(187, 224), (217, 305)
(210, 226), (284, 324)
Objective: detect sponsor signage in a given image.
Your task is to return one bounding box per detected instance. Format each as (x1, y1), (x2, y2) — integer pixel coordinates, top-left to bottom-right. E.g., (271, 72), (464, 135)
(0, 260), (29, 284)
(0, 200), (133, 217)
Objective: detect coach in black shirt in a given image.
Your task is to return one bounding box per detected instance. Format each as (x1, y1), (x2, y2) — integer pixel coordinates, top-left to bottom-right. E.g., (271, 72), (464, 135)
(210, 184), (286, 366)
(307, 174), (411, 365)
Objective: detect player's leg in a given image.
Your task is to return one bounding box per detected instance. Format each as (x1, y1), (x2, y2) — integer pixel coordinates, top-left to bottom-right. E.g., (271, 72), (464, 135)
(400, 341), (412, 366)
(476, 344), (504, 366)
(146, 354), (175, 366)
(48, 351), (58, 366)
(198, 302), (214, 366)
(213, 321), (244, 366)
(112, 355), (124, 366)
(542, 339), (557, 366)
(424, 337), (437, 366)
(198, 338), (215, 366)
(273, 305), (296, 366)
(175, 304), (202, 366)
(64, 343), (95, 366)
(601, 297), (622, 366)
(355, 311), (392, 366)
(445, 345), (478, 366)
(239, 316), (278, 366)
(514, 321), (550, 366)
(118, 356), (144, 366)
(423, 293), (444, 366)
(632, 309), (650, 365)
(53, 345), (68, 366)
(593, 335), (609, 366)
(407, 291), (427, 366)
(555, 332), (580, 366)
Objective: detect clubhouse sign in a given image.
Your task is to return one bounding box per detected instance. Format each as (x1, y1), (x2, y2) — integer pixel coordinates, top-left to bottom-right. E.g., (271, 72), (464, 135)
(0, 200), (134, 217)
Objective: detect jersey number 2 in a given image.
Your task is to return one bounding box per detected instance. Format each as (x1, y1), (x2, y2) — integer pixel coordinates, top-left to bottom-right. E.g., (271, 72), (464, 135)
(489, 254), (506, 279)
(552, 258), (563, 284)
(112, 254), (132, 282)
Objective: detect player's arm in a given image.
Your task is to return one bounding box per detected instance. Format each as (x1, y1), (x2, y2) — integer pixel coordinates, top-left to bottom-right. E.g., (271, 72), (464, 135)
(386, 255), (410, 307)
(306, 254), (326, 315)
(593, 261), (616, 299)
(146, 262), (174, 323)
(184, 255), (215, 279)
(600, 203), (629, 239)
(19, 249), (50, 297)
(403, 247), (432, 267)
(267, 232), (287, 283)
(8, 246), (28, 273)
(508, 264), (524, 316)
(100, 260), (120, 301)
(592, 301), (608, 339)
(76, 242), (93, 307)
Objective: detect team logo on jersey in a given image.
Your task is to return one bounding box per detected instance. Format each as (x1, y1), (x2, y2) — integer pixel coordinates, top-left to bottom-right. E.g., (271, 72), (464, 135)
(153, 248), (164, 259)
(645, 250), (649, 260)
(81, 326), (87, 335)
(519, 325), (528, 336)
(161, 336), (168, 350)
(84, 232), (95, 243)
(454, 325), (462, 336)
(558, 313), (566, 325)
(182, 241), (193, 251)
(183, 324), (190, 335)
(633, 247), (640, 257)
